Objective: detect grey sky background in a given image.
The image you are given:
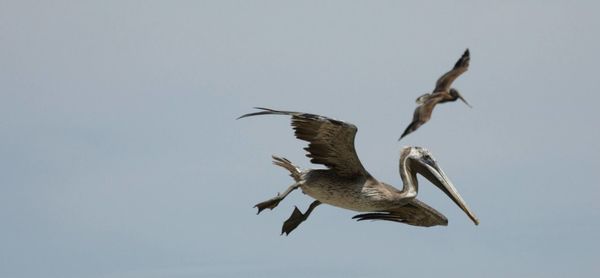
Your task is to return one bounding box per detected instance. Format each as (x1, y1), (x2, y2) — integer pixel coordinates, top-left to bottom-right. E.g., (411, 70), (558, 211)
(2, 1), (599, 277)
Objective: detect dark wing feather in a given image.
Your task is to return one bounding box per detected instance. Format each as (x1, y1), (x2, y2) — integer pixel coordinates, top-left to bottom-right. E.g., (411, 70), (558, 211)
(352, 198), (448, 227)
(399, 120), (421, 141)
(433, 49), (470, 93)
(398, 96), (441, 140)
(238, 107), (369, 177)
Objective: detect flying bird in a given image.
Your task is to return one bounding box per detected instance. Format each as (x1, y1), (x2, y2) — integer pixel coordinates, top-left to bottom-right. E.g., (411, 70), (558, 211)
(239, 107), (479, 235)
(399, 49), (472, 140)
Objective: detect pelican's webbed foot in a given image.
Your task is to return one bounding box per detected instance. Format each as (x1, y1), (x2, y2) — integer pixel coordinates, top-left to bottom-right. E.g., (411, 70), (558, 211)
(281, 200), (321, 236)
(254, 197), (283, 214)
(254, 183), (300, 214)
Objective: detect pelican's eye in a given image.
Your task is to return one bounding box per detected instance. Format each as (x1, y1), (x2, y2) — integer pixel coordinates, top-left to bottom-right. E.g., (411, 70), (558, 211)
(423, 155), (436, 166)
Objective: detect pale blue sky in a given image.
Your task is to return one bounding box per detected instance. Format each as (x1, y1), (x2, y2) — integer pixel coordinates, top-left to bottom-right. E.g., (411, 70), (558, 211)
(1, 1), (599, 277)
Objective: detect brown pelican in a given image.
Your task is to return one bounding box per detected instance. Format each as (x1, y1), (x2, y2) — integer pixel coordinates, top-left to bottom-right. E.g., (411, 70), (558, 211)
(399, 49), (472, 140)
(239, 107), (479, 235)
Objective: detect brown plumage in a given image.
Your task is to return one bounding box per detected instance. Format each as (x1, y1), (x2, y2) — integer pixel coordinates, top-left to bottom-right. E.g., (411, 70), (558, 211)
(239, 107), (479, 235)
(399, 49), (472, 140)
(352, 198), (449, 226)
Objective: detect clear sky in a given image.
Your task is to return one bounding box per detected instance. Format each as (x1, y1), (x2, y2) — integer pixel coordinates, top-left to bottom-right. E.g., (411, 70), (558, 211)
(2, 1), (599, 277)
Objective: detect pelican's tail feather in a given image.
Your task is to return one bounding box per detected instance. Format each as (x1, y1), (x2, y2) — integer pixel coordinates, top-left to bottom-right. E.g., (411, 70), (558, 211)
(272, 156), (302, 182)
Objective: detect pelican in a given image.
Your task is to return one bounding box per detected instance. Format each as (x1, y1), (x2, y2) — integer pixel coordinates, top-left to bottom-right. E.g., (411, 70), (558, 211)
(399, 49), (472, 140)
(239, 107), (479, 235)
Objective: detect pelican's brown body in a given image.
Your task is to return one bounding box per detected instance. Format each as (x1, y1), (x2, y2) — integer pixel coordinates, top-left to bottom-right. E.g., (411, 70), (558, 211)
(301, 170), (407, 212)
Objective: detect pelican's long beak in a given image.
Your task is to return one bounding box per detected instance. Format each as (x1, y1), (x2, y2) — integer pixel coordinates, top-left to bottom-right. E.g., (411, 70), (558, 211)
(457, 93), (473, 108)
(416, 158), (479, 225)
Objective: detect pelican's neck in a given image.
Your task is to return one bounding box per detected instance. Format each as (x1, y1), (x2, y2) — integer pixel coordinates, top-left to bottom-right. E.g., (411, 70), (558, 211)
(398, 155), (418, 199)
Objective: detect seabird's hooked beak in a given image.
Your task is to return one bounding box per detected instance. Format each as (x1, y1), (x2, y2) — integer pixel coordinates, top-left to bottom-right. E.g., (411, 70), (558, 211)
(457, 93), (473, 108)
(414, 156), (479, 225)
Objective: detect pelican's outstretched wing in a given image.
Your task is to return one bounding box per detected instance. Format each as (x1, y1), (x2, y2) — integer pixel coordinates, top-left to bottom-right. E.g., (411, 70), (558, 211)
(399, 96), (442, 140)
(433, 49), (470, 93)
(352, 198), (448, 227)
(238, 107), (370, 177)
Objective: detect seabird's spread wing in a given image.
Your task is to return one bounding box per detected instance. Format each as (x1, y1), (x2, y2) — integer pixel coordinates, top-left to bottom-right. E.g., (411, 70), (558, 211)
(352, 198), (448, 227)
(433, 49), (470, 93)
(399, 95), (444, 140)
(238, 107), (370, 177)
